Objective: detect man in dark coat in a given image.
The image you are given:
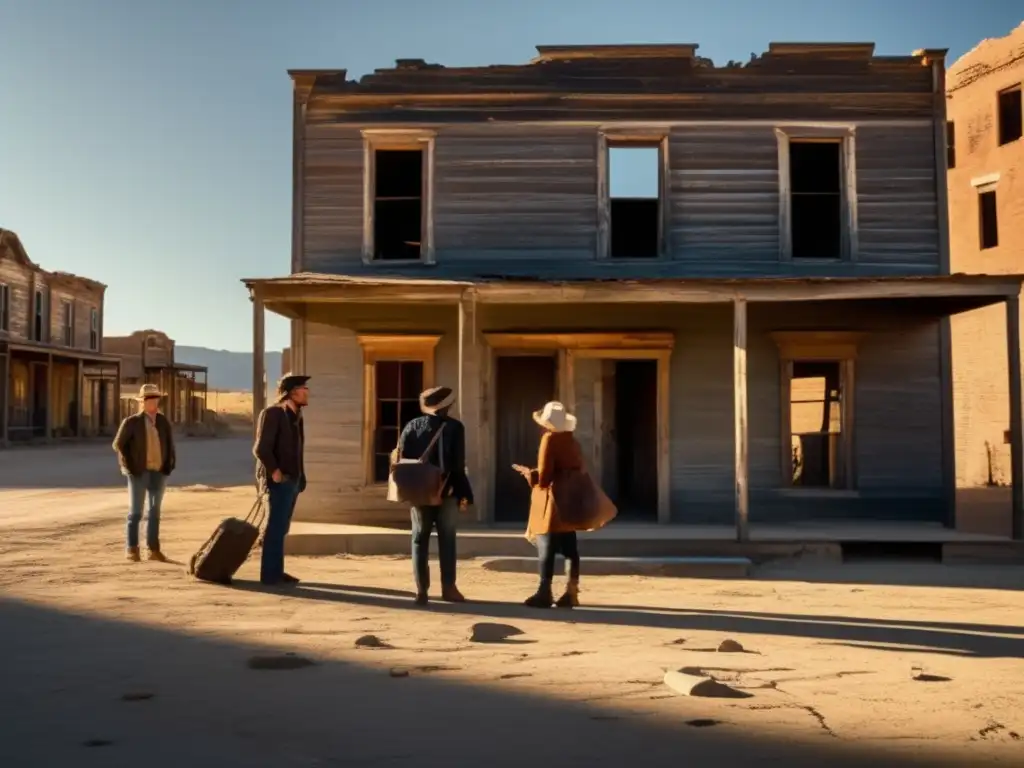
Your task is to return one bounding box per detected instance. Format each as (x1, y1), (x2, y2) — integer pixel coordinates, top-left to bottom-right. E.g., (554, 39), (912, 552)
(112, 383), (177, 562)
(253, 372), (309, 586)
(396, 385), (474, 605)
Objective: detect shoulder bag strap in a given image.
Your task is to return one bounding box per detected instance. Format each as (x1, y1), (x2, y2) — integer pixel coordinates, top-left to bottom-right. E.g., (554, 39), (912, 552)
(417, 423), (446, 464)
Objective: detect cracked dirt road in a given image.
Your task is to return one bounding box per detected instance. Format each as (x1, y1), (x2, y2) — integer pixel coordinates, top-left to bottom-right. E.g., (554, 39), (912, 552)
(1, 442), (1023, 766)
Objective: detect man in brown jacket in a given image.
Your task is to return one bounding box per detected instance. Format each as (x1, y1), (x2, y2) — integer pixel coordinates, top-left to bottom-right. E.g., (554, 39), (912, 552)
(253, 373), (309, 586)
(113, 383), (177, 562)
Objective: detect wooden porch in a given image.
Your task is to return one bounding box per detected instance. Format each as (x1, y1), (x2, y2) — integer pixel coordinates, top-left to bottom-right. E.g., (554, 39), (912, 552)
(245, 272), (1024, 542)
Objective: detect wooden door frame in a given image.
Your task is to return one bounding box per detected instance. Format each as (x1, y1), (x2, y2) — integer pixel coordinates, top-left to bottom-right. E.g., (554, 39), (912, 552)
(483, 332), (673, 524)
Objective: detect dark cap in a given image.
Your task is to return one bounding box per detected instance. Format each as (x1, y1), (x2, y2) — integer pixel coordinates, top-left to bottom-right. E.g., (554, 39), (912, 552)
(277, 372), (311, 397)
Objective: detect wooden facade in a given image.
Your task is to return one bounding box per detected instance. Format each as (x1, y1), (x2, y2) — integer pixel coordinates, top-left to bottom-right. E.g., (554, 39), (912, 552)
(103, 330), (209, 426)
(246, 43), (1024, 538)
(0, 229), (121, 445)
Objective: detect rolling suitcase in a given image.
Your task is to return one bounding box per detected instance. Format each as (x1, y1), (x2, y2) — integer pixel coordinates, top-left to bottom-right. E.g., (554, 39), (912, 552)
(187, 497), (266, 585)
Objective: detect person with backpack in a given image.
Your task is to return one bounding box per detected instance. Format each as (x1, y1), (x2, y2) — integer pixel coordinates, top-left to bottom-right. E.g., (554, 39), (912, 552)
(394, 386), (473, 605)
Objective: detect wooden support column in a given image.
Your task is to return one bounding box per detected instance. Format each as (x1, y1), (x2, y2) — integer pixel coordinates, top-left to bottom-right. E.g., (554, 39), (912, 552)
(733, 299), (749, 542)
(458, 292), (484, 521)
(252, 291), (266, 435)
(656, 351), (671, 524)
(558, 349), (576, 412)
(1007, 297), (1023, 540)
(75, 359), (84, 437)
(45, 352), (54, 443)
(1, 350), (9, 448)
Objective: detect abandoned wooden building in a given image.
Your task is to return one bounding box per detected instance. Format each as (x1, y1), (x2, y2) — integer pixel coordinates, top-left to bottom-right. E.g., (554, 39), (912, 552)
(103, 330), (209, 426)
(246, 43), (1024, 539)
(0, 228), (121, 445)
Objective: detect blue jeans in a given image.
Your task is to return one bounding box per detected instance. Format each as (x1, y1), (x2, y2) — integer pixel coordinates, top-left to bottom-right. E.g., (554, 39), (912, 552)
(410, 497), (459, 593)
(536, 532), (580, 584)
(261, 479), (300, 583)
(126, 471), (167, 550)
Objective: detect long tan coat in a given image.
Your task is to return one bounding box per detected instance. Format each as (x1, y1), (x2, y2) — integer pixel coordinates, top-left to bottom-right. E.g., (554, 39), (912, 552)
(524, 431), (586, 539)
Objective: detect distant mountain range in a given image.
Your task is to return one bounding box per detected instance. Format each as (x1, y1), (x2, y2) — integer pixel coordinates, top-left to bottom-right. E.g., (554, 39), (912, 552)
(175, 346), (283, 392)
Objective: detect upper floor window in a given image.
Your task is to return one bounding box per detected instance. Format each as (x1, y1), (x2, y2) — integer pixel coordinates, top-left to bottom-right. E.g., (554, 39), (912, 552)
(979, 188), (999, 250)
(998, 85), (1022, 146)
(61, 300), (74, 346)
(362, 130), (435, 264)
(89, 308), (99, 351)
(146, 334), (159, 349)
(946, 121), (956, 169)
(777, 128), (857, 261)
(32, 288), (45, 342)
(0, 283), (9, 333)
(598, 132), (669, 260)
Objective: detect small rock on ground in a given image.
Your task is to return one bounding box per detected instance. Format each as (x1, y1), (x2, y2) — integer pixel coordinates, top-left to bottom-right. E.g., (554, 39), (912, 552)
(247, 653), (316, 671)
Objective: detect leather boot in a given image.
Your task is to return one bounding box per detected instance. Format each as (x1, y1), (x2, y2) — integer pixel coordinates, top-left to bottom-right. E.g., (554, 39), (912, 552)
(555, 580), (580, 609)
(126, 547), (141, 562)
(146, 549), (168, 563)
(441, 585), (466, 603)
(524, 582), (554, 609)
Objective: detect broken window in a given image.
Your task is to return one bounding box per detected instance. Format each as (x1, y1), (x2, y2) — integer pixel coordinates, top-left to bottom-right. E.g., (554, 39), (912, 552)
(372, 360), (424, 482)
(790, 141), (843, 259)
(61, 300), (74, 346)
(32, 289), (45, 341)
(373, 149), (423, 260)
(609, 144), (661, 258)
(998, 86), (1022, 146)
(946, 121), (956, 169)
(789, 361), (845, 488)
(89, 308), (99, 351)
(0, 283), (9, 332)
(979, 189), (999, 250)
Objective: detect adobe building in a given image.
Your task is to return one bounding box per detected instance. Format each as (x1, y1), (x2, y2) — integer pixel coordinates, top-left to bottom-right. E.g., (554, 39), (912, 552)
(947, 22), (1024, 535)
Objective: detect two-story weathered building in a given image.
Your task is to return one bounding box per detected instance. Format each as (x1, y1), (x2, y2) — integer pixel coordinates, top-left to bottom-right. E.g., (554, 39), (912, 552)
(245, 43), (1024, 540)
(0, 228), (121, 445)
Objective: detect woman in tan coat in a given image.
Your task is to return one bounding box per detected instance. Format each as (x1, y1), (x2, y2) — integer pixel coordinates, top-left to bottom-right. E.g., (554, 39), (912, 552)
(513, 401), (586, 609)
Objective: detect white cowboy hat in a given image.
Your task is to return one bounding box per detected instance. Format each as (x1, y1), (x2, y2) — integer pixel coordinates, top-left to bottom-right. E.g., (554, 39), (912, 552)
(134, 383), (166, 400)
(532, 401), (577, 433)
(420, 385), (456, 415)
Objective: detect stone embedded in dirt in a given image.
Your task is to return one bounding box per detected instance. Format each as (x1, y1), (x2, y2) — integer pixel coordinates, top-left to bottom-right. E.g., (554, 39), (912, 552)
(354, 634), (392, 649)
(120, 691), (155, 702)
(177, 484), (224, 493)
(663, 669), (752, 699)
(686, 719), (722, 728)
(389, 668), (410, 678)
(469, 622), (526, 644)
(717, 639), (745, 653)
(246, 653), (316, 671)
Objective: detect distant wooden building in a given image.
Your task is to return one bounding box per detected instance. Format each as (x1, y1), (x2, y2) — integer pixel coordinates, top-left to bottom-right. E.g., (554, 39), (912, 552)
(103, 330), (209, 426)
(246, 43), (1024, 538)
(0, 228), (121, 445)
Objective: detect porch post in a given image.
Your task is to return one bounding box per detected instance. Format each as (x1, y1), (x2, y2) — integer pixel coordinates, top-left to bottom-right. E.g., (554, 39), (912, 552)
(458, 291), (484, 521)
(733, 298), (750, 542)
(252, 290), (266, 436)
(45, 352), (53, 443)
(1, 349), (9, 447)
(1006, 297), (1023, 540)
(75, 359), (84, 437)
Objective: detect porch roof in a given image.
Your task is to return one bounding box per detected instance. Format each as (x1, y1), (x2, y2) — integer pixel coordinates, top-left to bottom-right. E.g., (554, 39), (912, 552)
(243, 272), (1024, 319)
(3, 340), (123, 365)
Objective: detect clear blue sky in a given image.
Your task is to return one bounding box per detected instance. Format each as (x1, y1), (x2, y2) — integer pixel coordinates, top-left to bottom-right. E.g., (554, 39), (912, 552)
(0, 1), (1019, 352)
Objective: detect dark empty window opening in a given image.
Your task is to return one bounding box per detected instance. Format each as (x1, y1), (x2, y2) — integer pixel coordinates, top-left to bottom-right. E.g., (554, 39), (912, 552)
(609, 145), (660, 259)
(374, 149), (423, 260)
(0, 284), (9, 332)
(790, 141), (843, 259)
(33, 289), (44, 341)
(998, 86), (1022, 146)
(372, 360), (424, 482)
(61, 301), (73, 346)
(946, 121), (956, 169)
(979, 189), (999, 250)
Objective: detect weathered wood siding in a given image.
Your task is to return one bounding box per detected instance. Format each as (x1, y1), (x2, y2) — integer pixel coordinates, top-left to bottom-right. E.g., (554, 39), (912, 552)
(0, 256), (33, 340)
(48, 283), (103, 350)
(301, 119), (941, 278)
(298, 302), (946, 526)
(433, 126), (596, 262)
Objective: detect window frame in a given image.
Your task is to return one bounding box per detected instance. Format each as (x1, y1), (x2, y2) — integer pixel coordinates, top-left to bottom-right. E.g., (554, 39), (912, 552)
(775, 126), (859, 263)
(61, 299), (74, 347)
(772, 331), (862, 493)
(973, 175), (1000, 251)
(596, 129), (671, 261)
(89, 308), (99, 351)
(32, 287), (46, 342)
(361, 129), (436, 265)
(357, 333), (441, 486)
(0, 283), (9, 333)
(997, 84), (1022, 147)
(946, 120), (956, 169)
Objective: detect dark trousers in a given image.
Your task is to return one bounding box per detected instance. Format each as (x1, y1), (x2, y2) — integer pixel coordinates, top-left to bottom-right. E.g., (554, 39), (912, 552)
(537, 532), (580, 584)
(260, 479), (299, 583)
(410, 497), (459, 593)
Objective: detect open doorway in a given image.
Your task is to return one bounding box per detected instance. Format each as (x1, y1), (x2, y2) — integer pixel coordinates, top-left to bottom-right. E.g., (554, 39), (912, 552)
(598, 360), (658, 520)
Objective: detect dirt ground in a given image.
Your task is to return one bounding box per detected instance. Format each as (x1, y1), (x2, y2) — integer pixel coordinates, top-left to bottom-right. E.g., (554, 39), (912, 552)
(1, 441), (1023, 767)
